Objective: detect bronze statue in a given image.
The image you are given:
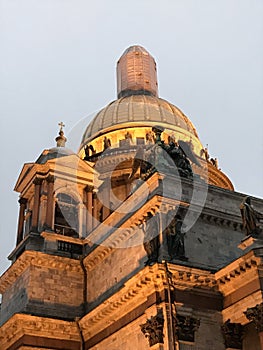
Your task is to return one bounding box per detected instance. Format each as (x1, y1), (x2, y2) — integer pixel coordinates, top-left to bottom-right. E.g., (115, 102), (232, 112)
(240, 196), (263, 237)
(83, 144), (96, 160)
(164, 213), (188, 261)
(103, 137), (111, 150)
(142, 212), (160, 266)
(129, 126), (200, 181)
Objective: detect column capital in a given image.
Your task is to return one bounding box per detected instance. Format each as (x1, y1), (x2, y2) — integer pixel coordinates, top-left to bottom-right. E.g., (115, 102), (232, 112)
(33, 177), (44, 185)
(244, 303), (263, 332)
(18, 197), (27, 205)
(174, 315), (200, 343)
(85, 185), (94, 192)
(46, 174), (55, 183)
(221, 319), (243, 349)
(140, 308), (164, 347)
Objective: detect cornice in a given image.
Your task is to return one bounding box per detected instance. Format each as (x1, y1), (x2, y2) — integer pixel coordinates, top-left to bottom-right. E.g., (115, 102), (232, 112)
(200, 211), (242, 231)
(215, 250), (261, 289)
(0, 313), (79, 350)
(0, 251), (82, 293)
(79, 263), (217, 340)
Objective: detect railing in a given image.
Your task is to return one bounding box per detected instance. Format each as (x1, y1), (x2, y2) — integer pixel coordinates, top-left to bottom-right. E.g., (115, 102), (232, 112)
(57, 240), (83, 255)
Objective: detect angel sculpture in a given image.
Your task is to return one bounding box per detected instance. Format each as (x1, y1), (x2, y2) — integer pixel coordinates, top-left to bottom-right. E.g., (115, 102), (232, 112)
(240, 196), (263, 237)
(84, 144), (96, 160)
(129, 126), (201, 181)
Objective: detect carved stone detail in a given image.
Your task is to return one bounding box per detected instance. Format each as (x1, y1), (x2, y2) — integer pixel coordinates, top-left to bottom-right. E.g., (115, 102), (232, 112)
(244, 303), (263, 332)
(0, 313), (79, 349)
(174, 315), (200, 343)
(221, 319), (243, 349)
(140, 308), (165, 347)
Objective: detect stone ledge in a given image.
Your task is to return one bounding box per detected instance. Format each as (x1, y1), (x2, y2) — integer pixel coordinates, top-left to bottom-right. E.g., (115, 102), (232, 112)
(0, 250), (82, 293)
(0, 313), (80, 350)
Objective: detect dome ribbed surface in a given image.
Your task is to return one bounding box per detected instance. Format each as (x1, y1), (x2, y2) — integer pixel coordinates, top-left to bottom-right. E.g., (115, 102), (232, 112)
(82, 95), (199, 144)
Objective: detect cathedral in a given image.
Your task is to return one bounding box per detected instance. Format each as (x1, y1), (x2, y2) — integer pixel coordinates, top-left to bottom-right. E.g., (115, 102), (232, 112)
(0, 45), (263, 350)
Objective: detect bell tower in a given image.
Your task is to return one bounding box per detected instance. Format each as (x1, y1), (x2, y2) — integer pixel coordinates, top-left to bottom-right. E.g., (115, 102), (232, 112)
(0, 125), (97, 348)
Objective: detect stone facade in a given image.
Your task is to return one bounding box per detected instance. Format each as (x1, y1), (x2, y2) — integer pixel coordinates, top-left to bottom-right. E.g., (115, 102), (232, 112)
(1, 46), (263, 349)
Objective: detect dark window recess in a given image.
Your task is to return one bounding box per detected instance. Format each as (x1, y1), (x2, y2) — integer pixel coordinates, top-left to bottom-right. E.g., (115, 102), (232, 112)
(54, 193), (79, 237)
(57, 241), (83, 255)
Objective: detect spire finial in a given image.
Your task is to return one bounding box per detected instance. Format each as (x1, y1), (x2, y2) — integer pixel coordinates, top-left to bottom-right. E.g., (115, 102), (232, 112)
(55, 122), (67, 147)
(58, 121), (65, 132)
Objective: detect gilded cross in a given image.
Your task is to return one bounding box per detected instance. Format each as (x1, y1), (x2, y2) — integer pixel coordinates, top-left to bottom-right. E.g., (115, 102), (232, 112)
(58, 121), (65, 131)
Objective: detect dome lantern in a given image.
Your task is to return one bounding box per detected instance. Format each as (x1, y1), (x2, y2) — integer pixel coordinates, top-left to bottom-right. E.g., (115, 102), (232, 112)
(117, 45), (158, 98)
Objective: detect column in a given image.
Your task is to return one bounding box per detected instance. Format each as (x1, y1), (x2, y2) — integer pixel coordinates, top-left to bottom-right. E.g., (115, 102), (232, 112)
(92, 193), (98, 229)
(102, 179), (111, 221)
(44, 175), (55, 230)
(31, 177), (43, 232)
(87, 189), (93, 233)
(244, 303), (263, 349)
(16, 198), (27, 245)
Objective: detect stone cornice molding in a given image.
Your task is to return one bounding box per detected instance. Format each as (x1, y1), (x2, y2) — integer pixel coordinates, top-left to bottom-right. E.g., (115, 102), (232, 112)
(79, 263), (218, 340)
(200, 211), (242, 231)
(0, 251), (82, 293)
(159, 263), (218, 291)
(84, 195), (185, 271)
(215, 250), (261, 290)
(0, 313), (79, 350)
(16, 160), (94, 196)
(80, 266), (157, 339)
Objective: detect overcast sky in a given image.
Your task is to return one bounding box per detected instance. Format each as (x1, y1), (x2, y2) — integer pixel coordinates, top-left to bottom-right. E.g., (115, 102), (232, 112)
(0, 0), (262, 275)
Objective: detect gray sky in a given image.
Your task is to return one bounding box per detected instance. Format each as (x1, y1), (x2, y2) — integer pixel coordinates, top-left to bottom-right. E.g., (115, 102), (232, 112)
(0, 0), (262, 275)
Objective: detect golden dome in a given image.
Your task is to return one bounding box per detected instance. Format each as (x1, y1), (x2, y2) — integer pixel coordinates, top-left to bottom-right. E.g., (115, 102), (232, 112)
(81, 94), (199, 146)
(79, 45), (234, 191)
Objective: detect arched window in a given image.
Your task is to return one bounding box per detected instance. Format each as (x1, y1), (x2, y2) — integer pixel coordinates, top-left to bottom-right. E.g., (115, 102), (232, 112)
(54, 193), (79, 237)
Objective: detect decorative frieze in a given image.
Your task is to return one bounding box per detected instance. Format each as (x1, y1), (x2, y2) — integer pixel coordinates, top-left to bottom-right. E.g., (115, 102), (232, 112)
(140, 308), (165, 347)
(221, 319), (243, 349)
(244, 303), (263, 332)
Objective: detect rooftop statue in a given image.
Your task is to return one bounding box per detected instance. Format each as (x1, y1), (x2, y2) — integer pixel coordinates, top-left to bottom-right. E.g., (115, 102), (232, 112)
(129, 126), (200, 181)
(240, 196), (263, 237)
